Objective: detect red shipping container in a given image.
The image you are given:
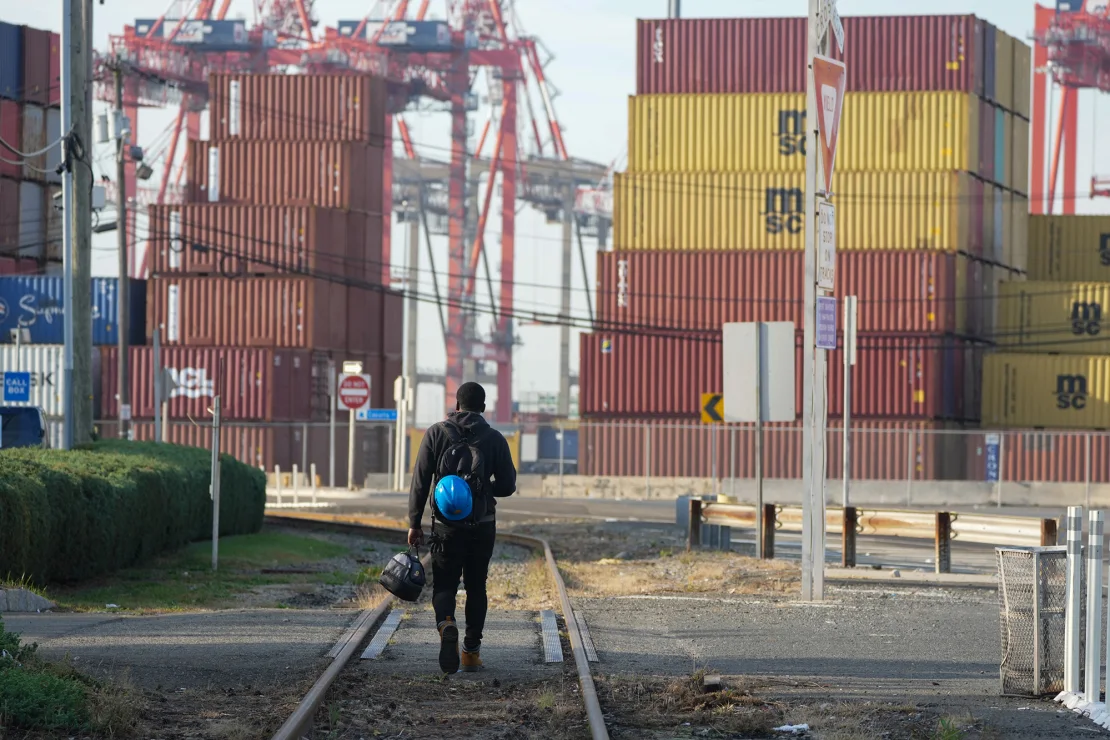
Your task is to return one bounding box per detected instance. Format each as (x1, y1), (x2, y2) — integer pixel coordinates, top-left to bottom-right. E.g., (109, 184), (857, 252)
(186, 139), (383, 212)
(20, 27), (50, 106)
(596, 250), (972, 336)
(147, 276), (348, 350)
(208, 73), (387, 145)
(0, 101), (22, 180)
(347, 287), (385, 354)
(48, 33), (60, 107)
(101, 346), (302, 421)
(579, 419), (968, 480)
(381, 289), (404, 356)
(579, 332), (977, 421)
(99, 420), (293, 472)
(636, 15), (983, 96)
(965, 431), (1110, 484)
(0, 256), (37, 275)
(148, 204), (352, 276)
(346, 210), (386, 282)
(0, 177), (18, 253)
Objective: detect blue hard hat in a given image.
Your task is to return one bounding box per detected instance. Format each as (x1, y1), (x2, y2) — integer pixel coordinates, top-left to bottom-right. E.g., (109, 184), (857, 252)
(434, 475), (473, 521)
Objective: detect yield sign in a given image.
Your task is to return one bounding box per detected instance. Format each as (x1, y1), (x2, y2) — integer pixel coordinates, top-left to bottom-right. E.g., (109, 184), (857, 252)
(812, 54), (847, 196)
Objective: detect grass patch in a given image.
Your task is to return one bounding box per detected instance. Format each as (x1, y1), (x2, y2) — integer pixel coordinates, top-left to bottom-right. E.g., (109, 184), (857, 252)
(46, 531), (359, 613)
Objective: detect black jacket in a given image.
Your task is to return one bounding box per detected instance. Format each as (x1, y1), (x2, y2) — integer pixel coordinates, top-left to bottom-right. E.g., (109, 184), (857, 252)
(408, 411), (517, 528)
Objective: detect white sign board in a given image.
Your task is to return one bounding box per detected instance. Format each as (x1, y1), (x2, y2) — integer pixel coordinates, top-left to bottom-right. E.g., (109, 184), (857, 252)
(723, 322), (796, 423)
(817, 201), (836, 290)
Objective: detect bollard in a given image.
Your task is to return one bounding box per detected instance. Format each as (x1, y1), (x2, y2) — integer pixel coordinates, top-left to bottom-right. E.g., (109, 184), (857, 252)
(935, 512), (952, 574)
(761, 503), (776, 560)
(1064, 507), (1083, 696)
(275, 465), (283, 507)
(687, 498), (702, 551)
(1086, 511), (1104, 702)
(292, 464), (300, 506)
(310, 463), (318, 507)
(842, 506), (857, 568)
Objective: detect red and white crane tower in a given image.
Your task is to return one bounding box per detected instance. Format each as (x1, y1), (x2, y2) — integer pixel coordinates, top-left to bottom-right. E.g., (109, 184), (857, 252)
(1032, 0), (1110, 214)
(97, 0), (611, 422)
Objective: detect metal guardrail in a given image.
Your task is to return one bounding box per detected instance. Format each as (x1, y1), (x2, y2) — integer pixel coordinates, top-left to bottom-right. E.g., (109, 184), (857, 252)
(687, 499), (1058, 574)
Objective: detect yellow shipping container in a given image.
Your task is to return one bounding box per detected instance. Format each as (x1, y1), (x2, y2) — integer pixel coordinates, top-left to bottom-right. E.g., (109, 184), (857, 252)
(983, 352), (1110, 430)
(613, 170), (971, 252)
(1011, 116), (1030, 196)
(1000, 191), (1013, 267)
(995, 32), (1015, 113)
(998, 280), (1110, 354)
(627, 91), (979, 174)
(1010, 195), (1029, 273)
(1013, 40), (1032, 119)
(1028, 216), (1110, 281)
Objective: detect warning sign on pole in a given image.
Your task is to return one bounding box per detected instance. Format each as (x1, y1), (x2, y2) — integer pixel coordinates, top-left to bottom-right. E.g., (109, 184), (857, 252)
(812, 54), (846, 196)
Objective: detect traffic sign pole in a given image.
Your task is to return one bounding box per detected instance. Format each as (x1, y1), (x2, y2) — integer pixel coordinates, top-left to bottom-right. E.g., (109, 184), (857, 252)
(754, 324), (765, 559)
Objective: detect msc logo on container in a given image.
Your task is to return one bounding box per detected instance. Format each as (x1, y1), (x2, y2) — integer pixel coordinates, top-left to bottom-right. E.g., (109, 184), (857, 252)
(1055, 374), (1088, 410)
(1100, 233), (1110, 266)
(1071, 301), (1102, 335)
(777, 110), (806, 156)
(763, 188), (804, 235)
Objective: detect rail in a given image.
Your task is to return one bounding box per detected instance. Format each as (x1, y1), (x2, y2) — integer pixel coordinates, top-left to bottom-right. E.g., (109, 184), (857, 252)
(688, 499), (1058, 574)
(264, 512), (610, 740)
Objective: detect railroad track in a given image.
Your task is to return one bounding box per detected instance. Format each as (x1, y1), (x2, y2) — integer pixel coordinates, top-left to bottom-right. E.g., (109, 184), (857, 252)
(264, 511), (609, 740)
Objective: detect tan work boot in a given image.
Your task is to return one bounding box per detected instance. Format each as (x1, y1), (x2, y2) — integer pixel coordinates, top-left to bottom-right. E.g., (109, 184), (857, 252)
(461, 647), (482, 672)
(438, 617), (460, 674)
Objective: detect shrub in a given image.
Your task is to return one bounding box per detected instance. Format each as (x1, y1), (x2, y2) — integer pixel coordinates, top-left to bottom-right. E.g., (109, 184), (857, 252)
(0, 440), (266, 583)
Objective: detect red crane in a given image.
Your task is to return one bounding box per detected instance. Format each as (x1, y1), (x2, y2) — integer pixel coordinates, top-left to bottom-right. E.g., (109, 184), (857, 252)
(1032, 1), (1110, 214)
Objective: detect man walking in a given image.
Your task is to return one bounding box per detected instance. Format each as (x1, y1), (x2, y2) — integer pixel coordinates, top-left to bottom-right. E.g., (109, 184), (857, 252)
(408, 382), (517, 674)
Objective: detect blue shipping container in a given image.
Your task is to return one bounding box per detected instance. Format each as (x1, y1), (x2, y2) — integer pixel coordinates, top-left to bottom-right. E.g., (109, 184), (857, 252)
(0, 22), (23, 101)
(377, 21), (452, 52)
(133, 19), (250, 50)
(537, 427), (578, 462)
(0, 277), (147, 346)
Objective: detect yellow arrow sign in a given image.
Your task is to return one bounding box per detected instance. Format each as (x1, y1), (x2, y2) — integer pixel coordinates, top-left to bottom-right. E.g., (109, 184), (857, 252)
(701, 393), (723, 424)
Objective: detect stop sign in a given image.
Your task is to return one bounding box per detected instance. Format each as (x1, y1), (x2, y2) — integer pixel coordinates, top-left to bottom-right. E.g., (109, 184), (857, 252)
(337, 373), (371, 411)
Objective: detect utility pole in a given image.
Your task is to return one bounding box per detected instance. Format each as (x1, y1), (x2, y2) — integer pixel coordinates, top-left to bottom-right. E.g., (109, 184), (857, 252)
(114, 64), (131, 439)
(668, 0), (681, 18)
(62, 0), (94, 449)
(405, 217), (419, 427)
(557, 187), (573, 417)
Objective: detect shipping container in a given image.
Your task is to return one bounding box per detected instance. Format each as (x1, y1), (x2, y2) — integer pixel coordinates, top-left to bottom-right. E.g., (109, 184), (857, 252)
(346, 286), (384, 355)
(100, 346), (307, 421)
(1028, 215), (1110, 282)
(96, 420), (292, 470)
(982, 184), (995, 262)
(48, 33), (60, 107)
(44, 107), (60, 184)
(978, 98), (994, 183)
(147, 276), (348, 350)
(381, 289), (403, 356)
(636, 15), (983, 96)
(1012, 116), (1030, 195)
(17, 180), (43, 260)
(626, 91), (981, 175)
(1011, 195), (1029, 272)
(596, 250), (977, 337)
(0, 344), (71, 416)
(346, 210), (386, 283)
(0, 101), (21, 180)
(0, 22), (22, 101)
(0, 276), (147, 345)
(966, 429), (1110, 483)
(579, 419), (968, 480)
(147, 203), (354, 276)
(0, 178), (19, 253)
(982, 23), (996, 103)
(186, 139), (384, 213)
(994, 30), (1014, 113)
(20, 27), (50, 106)
(538, 426), (578, 462)
(208, 73), (387, 145)
(996, 281), (1110, 354)
(983, 353), (1110, 429)
(995, 108), (1008, 189)
(612, 170), (974, 253)
(579, 332), (978, 421)
(0, 256), (37, 276)
(1013, 39), (1032, 119)
(20, 103), (45, 181)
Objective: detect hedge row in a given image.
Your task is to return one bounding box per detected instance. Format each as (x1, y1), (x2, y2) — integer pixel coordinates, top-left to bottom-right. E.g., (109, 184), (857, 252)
(0, 440), (266, 583)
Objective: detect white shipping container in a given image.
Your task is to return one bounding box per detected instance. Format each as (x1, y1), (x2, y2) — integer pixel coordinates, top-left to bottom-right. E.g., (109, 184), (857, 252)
(18, 181), (45, 260)
(0, 344), (66, 417)
(46, 416), (63, 449)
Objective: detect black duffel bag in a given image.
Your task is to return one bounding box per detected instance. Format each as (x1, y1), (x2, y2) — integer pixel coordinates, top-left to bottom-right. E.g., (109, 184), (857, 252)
(379, 548), (426, 602)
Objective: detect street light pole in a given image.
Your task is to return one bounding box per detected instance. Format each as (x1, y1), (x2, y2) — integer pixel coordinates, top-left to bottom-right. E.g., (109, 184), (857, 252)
(114, 65), (131, 438)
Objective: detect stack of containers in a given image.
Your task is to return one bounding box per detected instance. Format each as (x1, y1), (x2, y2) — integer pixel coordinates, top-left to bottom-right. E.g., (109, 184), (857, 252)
(0, 21), (62, 275)
(580, 14), (1031, 481)
(978, 215), (1110, 482)
(99, 74), (403, 485)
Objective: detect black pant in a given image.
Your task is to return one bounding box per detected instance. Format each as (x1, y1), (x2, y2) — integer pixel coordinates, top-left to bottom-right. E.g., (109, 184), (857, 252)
(431, 521), (496, 651)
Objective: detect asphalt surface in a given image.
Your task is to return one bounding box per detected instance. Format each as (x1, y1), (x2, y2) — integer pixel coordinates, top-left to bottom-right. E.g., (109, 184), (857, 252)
(4, 608), (358, 690)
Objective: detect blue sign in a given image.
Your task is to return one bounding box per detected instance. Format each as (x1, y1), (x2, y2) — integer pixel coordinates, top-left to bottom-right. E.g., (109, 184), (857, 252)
(816, 296), (837, 350)
(357, 408), (398, 422)
(985, 434), (1001, 483)
(3, 371), (31, 403)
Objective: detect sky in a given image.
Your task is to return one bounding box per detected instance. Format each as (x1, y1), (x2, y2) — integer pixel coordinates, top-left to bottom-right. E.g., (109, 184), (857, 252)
(7, 0), (1110, 425)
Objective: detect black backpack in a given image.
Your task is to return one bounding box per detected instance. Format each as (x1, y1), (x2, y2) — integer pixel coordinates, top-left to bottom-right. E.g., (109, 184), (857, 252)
(430, 421), (490, 529)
